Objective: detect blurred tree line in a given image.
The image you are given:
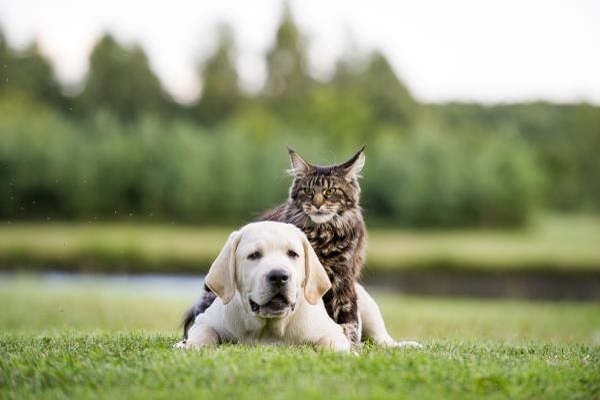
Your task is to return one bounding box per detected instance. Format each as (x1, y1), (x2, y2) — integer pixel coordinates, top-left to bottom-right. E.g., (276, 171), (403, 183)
(0, 8), (598, 227)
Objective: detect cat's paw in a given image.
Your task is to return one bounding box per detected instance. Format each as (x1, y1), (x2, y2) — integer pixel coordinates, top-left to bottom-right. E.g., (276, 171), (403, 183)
(173, 340), (187, 349)
(372, 335), (423, 349)
(340, 322), (361, 347)
(392, 340), (423, 349)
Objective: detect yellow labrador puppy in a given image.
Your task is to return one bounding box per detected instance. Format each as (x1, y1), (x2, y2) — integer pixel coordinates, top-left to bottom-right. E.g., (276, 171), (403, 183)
(176, 221), (420, 351)
(176, 221), (351, 352)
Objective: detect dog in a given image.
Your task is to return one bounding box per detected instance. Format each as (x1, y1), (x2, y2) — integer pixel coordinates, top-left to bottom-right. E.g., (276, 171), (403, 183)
(176, 221), (420, 351)
(175, 221), (350, 351)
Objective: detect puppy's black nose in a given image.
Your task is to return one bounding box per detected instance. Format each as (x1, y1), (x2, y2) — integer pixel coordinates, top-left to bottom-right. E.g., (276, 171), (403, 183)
(267, 269), (289, 286)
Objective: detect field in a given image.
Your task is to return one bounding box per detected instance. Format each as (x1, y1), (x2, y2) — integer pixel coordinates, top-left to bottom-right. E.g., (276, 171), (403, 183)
(1, 277), (599, 399)
(1, 214), (600, 274)
(1, 215), (599, 398)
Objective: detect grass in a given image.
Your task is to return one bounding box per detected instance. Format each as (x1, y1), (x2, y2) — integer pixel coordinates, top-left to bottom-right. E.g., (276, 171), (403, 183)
(1, 277), (599, 399)
(2, 336), (598, 400)
(2, 278), (600, 343)
(1, 214), (600, 274)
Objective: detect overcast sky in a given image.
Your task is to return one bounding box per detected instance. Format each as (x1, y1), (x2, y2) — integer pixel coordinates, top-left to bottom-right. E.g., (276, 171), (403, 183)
(1, 0), (599, 104)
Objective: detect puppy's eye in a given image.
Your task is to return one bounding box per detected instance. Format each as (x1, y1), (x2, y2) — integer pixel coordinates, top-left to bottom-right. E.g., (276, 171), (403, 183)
(247, 251), (262, 260)
(323, 188), (336, 197)
(304, 188), (315, 196)
(287, 250), (299, 258)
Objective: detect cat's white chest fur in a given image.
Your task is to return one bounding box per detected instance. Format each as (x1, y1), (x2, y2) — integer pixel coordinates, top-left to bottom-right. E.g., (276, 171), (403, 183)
(309, 213), (335, 223)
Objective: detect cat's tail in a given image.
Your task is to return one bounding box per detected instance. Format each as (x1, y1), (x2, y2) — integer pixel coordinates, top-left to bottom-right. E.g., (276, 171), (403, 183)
(182, 283), (217, 338)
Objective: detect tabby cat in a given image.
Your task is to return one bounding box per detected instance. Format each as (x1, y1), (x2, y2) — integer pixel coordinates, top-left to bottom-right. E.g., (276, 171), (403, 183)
(184, 147), (367, 346)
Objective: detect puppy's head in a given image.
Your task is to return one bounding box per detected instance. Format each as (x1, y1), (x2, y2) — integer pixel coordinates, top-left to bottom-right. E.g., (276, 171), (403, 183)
(204, 221), (331, 319)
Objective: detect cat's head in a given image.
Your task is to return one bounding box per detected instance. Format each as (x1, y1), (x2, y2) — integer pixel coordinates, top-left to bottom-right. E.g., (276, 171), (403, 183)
(287, 147), (365, 224)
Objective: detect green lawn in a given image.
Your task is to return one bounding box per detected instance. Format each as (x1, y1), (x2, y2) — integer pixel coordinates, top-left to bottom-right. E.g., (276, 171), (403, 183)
(2, 336), (597, 400)
(1, 277), (599, 399)
(1, 214), (600, 273)
(2, 277), (599, 343)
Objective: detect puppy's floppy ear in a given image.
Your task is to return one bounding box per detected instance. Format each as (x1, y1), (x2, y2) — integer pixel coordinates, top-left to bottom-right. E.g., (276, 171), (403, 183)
(204, 230), (240, 304)
(302, 235), (331, 305)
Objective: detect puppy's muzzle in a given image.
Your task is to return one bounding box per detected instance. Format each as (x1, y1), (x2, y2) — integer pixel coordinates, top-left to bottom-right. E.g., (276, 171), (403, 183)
(249, 269), (294, 317)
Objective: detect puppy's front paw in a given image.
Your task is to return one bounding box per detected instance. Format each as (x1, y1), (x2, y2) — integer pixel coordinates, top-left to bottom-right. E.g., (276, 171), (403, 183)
(173, 340), (187, 349)
(173, 339), (213, 349)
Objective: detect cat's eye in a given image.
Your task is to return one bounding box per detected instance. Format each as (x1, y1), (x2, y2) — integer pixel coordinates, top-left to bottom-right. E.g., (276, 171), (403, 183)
(304, 188), (315, 196)
(247, 251), (262, 260)
(287, 250), (299, 258)
(323, 188), (336, 197)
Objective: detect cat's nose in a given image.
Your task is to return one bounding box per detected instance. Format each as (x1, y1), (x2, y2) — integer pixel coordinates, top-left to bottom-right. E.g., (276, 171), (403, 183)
(312, 196), (324, 208)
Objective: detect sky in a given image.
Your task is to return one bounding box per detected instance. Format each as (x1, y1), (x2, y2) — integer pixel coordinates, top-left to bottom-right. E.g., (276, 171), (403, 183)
(0, 0), (599, 104)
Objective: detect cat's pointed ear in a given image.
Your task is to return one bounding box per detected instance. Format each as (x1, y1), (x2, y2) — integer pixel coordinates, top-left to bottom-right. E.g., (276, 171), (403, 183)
(337, 146), (366, 179)
(287, 147), (311, 177)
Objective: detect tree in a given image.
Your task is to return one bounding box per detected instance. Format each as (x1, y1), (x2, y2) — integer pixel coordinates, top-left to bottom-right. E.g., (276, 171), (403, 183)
(194, 25), (241, 125)
(0, 31), (64, 109)
(353, 51), (417, 131)
(263, 4), (311, 112)
(78, 34), (167, 121)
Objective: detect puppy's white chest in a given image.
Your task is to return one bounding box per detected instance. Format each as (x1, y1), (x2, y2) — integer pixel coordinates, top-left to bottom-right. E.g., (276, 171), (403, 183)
(239, 319), (290, 344)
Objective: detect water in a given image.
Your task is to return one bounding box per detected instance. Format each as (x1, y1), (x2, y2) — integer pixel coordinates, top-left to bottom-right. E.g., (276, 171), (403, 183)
(0, 271), (205, 299)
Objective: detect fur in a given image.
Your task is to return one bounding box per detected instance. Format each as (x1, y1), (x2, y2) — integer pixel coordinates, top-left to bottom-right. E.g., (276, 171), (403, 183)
(181, 222), (421, 349)
(185, 147), (367, 346)
(175, 221), (350, 352)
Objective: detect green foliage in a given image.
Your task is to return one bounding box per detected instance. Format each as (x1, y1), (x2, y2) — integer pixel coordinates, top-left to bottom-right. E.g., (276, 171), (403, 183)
(0, 90), (545, 227)
(0, 33), (64, 109)
(0, 11), (598, 227)
(335, 51), (417, 131)
(0, 98), (294, 224)
(263, 4), (311, 105)
(193, 25), (242, 125)
(78, 34), (169, 121)
(364, 127), (543, 227)
(0, 96), (544, 227)
(428, 103), (600, 212)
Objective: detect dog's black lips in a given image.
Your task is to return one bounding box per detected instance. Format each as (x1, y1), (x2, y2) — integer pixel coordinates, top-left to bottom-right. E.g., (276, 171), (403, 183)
(250, 294), (290, 312)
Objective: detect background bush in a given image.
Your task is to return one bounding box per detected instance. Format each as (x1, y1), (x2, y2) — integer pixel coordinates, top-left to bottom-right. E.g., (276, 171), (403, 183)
(0, 97), (544, 227)
(364, 128), (543, 227)
(1, 9), (598, 228)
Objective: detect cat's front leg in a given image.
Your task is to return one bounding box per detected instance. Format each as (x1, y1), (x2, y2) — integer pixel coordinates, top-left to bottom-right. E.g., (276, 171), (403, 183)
(355, 283), (423, 348)
(324, 277), (361, 347)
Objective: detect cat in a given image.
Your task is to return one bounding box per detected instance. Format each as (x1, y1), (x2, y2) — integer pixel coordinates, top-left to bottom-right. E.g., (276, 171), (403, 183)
(184, 147), (367, 347)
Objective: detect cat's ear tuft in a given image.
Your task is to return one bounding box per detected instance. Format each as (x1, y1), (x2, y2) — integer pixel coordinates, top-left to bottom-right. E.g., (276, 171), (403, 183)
(338, 146), (366, 179)
(287, 147), (311, 177)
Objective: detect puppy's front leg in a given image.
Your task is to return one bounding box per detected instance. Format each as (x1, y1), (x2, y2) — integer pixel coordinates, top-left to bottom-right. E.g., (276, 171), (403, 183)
(176, 323), (219, 349)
